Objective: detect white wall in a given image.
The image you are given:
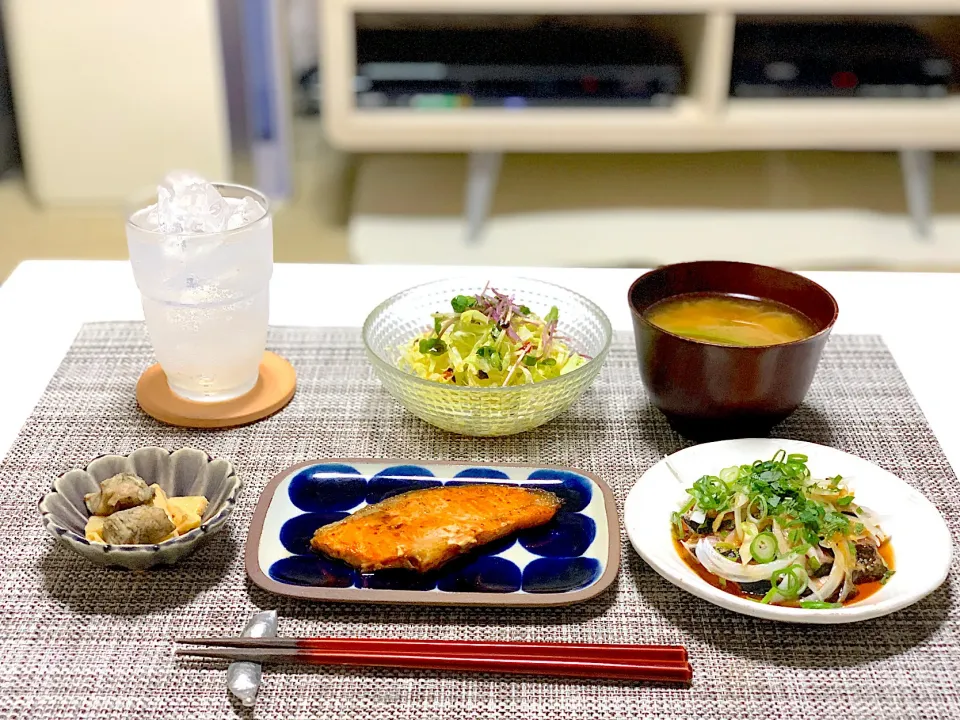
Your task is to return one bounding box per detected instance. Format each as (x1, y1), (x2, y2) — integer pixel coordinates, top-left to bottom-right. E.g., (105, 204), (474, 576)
(4, 0), (230, 205)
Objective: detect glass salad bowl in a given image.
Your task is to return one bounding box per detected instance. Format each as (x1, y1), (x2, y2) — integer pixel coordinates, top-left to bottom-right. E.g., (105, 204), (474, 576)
(363, 278), (612, 436)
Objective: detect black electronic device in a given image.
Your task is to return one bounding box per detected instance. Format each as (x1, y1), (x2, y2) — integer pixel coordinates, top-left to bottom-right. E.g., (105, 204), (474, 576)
(354, 26), (684, 109)
(731, 22), (954, 98)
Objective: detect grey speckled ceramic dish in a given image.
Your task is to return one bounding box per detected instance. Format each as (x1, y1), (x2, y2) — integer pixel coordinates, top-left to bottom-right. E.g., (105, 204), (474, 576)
(39, 447), (241, 570)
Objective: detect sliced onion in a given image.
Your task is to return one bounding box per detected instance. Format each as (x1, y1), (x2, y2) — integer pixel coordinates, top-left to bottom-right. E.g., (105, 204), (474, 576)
(808, 541), (846, 601)
(836, 541), (858, 603)
(807, 544), (830, 567)
(711, 511), (729, 533)
(838, 574), (855, 603)
(738, 522), (758, 565)
(733, 500), (745, 543)
(771, 520), (791, 555)
(854, 505), (888, 544)
(745, 495), (767, 524)
(695, 537), (802, 583)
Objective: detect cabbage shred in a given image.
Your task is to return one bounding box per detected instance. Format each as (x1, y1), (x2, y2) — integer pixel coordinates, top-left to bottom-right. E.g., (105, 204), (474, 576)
(398, 285), (589, 387)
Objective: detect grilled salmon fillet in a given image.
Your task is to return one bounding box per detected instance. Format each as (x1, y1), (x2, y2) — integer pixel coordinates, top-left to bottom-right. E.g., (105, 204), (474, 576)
(310, 484), (561, 573)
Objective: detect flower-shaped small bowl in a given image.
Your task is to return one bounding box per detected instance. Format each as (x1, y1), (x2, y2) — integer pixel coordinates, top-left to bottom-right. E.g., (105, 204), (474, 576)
(39, 447), (241, 570)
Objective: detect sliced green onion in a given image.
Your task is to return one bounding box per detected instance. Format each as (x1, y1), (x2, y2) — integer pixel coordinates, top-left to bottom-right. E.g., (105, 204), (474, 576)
(671, 511), (684, 536)
(750, 532), (779, 564)
(760, 587), (779, 604)
(687, 475), (732, 513)
(719, 466), (739, 484)
(746, 495), (768, 523)
(837, 495), (854, 507)
(881, 569), (896, 585)
(800, 601), (842, 610)
(771, 564), (807, 599)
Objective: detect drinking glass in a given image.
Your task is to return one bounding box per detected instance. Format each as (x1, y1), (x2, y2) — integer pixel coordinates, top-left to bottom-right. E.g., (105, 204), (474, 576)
(126, 183), (273, 402)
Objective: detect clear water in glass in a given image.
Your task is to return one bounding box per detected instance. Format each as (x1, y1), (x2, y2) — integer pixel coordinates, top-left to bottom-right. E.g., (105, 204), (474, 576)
(126, 177), (273, 402)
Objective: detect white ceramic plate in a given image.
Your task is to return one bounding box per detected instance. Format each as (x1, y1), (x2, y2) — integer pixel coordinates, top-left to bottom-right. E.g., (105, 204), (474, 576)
(625, 438), (952, 624)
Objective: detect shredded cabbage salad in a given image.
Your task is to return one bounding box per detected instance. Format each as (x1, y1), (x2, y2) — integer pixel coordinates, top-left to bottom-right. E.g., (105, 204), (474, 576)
(398, 284), (589, 387)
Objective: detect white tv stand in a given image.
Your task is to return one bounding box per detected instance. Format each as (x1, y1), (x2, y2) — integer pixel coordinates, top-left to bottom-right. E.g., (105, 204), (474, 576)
(320, 1), (960, 242)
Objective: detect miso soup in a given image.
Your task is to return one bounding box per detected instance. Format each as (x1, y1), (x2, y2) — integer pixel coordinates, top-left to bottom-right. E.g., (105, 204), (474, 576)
(644, 292), (817, 347)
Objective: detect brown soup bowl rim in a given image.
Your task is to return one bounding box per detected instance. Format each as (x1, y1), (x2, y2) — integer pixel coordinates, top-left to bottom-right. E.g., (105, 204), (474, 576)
(627, 260), (839, 350)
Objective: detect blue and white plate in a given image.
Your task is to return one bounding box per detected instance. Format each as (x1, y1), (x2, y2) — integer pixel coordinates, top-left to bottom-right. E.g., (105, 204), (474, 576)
(246, 460), (620, 606)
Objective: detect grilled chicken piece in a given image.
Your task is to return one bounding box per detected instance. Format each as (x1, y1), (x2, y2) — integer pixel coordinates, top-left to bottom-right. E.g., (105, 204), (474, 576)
(311, 485), (562, 573)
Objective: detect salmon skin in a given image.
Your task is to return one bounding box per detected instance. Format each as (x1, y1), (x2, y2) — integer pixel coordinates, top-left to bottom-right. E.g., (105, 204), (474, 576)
(311, 484), (562, 574)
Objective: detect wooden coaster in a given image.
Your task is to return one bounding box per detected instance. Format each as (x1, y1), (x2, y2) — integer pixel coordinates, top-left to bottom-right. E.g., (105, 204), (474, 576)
(136, 351), (296, 429)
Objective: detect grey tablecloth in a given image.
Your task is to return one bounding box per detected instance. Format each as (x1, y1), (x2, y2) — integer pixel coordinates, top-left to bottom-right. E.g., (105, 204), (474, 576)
(1, 323), (957, 719)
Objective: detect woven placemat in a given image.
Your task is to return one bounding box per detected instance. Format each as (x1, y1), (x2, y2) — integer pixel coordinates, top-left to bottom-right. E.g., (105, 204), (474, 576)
(1, 323), (958, 720)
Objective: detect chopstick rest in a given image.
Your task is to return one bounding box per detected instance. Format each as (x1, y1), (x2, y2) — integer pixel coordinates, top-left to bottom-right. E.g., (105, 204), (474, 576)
(225, 610), (277, 707)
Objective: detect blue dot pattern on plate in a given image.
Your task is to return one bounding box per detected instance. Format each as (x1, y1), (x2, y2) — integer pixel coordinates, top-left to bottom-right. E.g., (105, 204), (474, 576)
(279, 512), (349, 555)
(525, 469), (594, 512)
(366, 476), (442, 504)
(269, 463), (600, 595)
(436, 557), (522, 593)
(519, 512), (596, 557)
(522, 557), (602, 594)
(288, 464), (366, 512)
(373, 464), (435, 478)
(269, 555), (358, 587)
(359, 569), (438, 592)
(446, 467), (518, 488)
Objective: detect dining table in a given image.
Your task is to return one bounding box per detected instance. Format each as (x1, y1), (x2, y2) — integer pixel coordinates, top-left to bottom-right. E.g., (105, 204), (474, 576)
(3, 260), (959, 463)
(2, 259), (960, 719)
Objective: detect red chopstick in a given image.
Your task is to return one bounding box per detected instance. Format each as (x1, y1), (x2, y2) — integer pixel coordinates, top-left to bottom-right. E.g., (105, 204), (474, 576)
(177, 636), (687, 662)
(175, 637), (692, 684)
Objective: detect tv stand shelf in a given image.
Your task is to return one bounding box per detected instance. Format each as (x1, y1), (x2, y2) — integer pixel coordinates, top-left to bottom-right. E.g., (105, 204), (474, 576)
(320, 0), (960, 241)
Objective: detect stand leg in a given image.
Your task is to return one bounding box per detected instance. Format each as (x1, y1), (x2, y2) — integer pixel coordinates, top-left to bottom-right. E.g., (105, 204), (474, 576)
(464, 151), (503, 244)
(899, 149), (934, 239)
